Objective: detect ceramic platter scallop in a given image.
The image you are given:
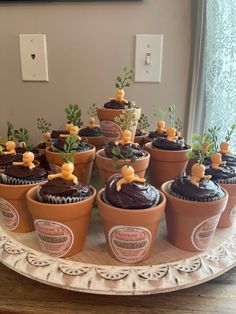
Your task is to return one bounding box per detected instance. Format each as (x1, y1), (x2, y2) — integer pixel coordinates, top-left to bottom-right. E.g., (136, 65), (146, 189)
(0, 211), (236, 295)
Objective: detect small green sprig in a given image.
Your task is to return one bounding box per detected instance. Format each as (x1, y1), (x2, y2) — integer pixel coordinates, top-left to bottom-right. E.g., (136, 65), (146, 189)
(225, 124), (236, 143)
(137, 113), (150, 131)
(153, 105), (166, 121)
(60, 134), (78, 164)
(186, 133), (215, 164)
(111, 146), (137, 171)
(87, 104), (97, 118)
(175, 117), (183, 133)
(37, 118), (52, 134)
(115, 67), (134, 89)
(114, 108), (136, 131)
(207, 126), (222, 151)
(13, 128), (34, 151)
(65, 104), (83, 128)
(168, 104), (176, 128)
(7, 122), (14, 141)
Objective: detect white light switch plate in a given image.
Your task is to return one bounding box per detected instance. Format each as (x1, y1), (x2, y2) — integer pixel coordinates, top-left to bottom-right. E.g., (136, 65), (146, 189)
(19, 34), (49, 81)
(134, 34), (163, 83)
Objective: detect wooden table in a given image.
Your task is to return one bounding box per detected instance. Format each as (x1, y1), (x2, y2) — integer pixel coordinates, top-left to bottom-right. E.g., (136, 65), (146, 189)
(0, 263), (235, 314)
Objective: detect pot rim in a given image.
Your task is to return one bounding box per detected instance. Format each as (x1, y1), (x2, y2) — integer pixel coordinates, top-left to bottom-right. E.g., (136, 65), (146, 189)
(144, 142), (191, 154)
(0, 180), (47, 189)
(27, 185), (97, 207)
(97, 107), (141, 112)
(97, 188), (166, 213)
(161, 180), (229, 205)
(96, 148), (150, 161)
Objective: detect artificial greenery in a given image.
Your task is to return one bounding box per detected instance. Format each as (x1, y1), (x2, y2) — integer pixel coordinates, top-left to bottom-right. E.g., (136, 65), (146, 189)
(111, 145), (137, 171)
(168, 104), (176, 128)
(37, 118), (51, 134)
(60, 134), (79, 164)
(137, 113), (150, 131)
(186, 133), (215, 164)
(225, 124), (236, 142)
(65, 104), (83, 128)
(153, 105), (166, 121)
(87, 104), (97, 118)
(114, 108), (136, 131)
(7, 122), (14, 141)
(13, 128), (33, 151)
(207, 126), (222, 151)
(115, 67), (134, 89)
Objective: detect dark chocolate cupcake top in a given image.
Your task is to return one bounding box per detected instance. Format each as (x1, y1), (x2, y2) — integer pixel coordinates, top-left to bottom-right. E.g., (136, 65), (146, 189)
(104, 142), (146, 159)
(135, 129), (146, 137)
(222, 153), (236, 167)
(50, 130), (69, 140)
(51, 138), (93, 153)
(104, 174), (159, 209)
(171, 176), (225, 201)
(104, 100), (133, 109)
(79, 127), (102, 137)
(205, 165), (236, 183)
(148, 130), (167, 139)
(152, 136), (189, 151)
(39, 178), (92, 201)
(0, 154), (21, 169)
(4, 165), (47, 180)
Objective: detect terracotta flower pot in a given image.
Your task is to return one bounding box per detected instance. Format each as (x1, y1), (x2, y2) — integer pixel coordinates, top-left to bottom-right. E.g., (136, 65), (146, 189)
(45, 146), (95, 185)
(218, 183), (236, 228)
(95, 149), (150, 185)
(0, 181), (46, 233)
(145, 142), (191, 188)
(97, 189), (166, 263)
(161, 180), (228, 252)
(97, 107), (141, 143)
(26, 185), (96, 258)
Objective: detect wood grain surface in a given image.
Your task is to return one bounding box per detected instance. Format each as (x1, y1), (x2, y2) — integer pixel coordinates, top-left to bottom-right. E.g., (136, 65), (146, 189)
(0, 263), (236, 314)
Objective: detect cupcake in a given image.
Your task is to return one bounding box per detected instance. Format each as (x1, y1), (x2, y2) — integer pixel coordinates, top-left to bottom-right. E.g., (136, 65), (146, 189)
(97, 164), (166, 263)
(0, 141), (21, 172)
(96, 116), (150, 185)
(0, 152), (48, 233)
(162, 139), (228, 251)
(45, 133), (95, 185)
(26, 160), (96, 258)
(205, 152), (236, 227)
(97, 67), (141, 143)
(78, 104), (104, 151)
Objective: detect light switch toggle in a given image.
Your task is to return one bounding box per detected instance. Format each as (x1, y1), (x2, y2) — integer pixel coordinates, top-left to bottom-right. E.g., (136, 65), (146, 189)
(145, 53), (151, 65)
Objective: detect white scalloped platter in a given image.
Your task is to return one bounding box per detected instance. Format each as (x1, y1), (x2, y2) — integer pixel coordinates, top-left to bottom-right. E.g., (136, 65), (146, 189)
(0, 211), (236, 296)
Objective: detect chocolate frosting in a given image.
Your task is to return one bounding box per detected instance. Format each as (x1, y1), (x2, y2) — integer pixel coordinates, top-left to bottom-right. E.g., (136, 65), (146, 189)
(152, 136), (189, 151)
(0, 154), (21, 168)
(50, 130), (69, 139)
(4, 165), (47, 180)
(39, 178), (92, 199)
(15, 147), (40, 157)
(104, 100), (132, 109)
(104, 142), (146, 159)
(104, 174), (159, 209)
(135, 129), (146, 136)
(171, 176), (225, 201)
(79, 127), (102, 137)
(37, 142), (47, 149)
(51, 138), (92, 153)
(222, 153), (236, 167)
(205, 165), (236, 181)
(148, 131), (167, 139)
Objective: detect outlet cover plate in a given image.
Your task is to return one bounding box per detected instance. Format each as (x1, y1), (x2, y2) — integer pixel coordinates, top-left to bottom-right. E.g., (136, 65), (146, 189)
(19, 34), (49, 81)
(134, 34), (163, 83)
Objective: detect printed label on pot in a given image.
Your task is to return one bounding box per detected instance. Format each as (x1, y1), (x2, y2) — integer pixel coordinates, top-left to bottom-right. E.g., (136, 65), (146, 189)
(0, 197), (19, 231)
(34, 220), (74, 258)
(100, 120), (122, 142)
(229, 205), (236, 224)
(49, 163), (61, 174)
(191, 215), (221, 251)
(108, 225), (152, 263)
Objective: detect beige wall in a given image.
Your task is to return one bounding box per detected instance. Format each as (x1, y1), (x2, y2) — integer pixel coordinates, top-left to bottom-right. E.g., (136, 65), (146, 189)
(0, 0), (191, 144)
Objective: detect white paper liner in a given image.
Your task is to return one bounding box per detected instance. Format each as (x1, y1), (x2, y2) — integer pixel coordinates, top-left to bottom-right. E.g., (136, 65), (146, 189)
(214, 177), (236, 184)
(1, 174), (45, 185)
(170, 190), (223, 202)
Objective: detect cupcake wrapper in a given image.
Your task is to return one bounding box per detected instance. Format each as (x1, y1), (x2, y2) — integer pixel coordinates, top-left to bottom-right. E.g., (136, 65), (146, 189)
(170, 190), (222, 202)
(37, 186), (88, 204)
(214, 177), (236, 184)
(1, 174), (45, 185)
